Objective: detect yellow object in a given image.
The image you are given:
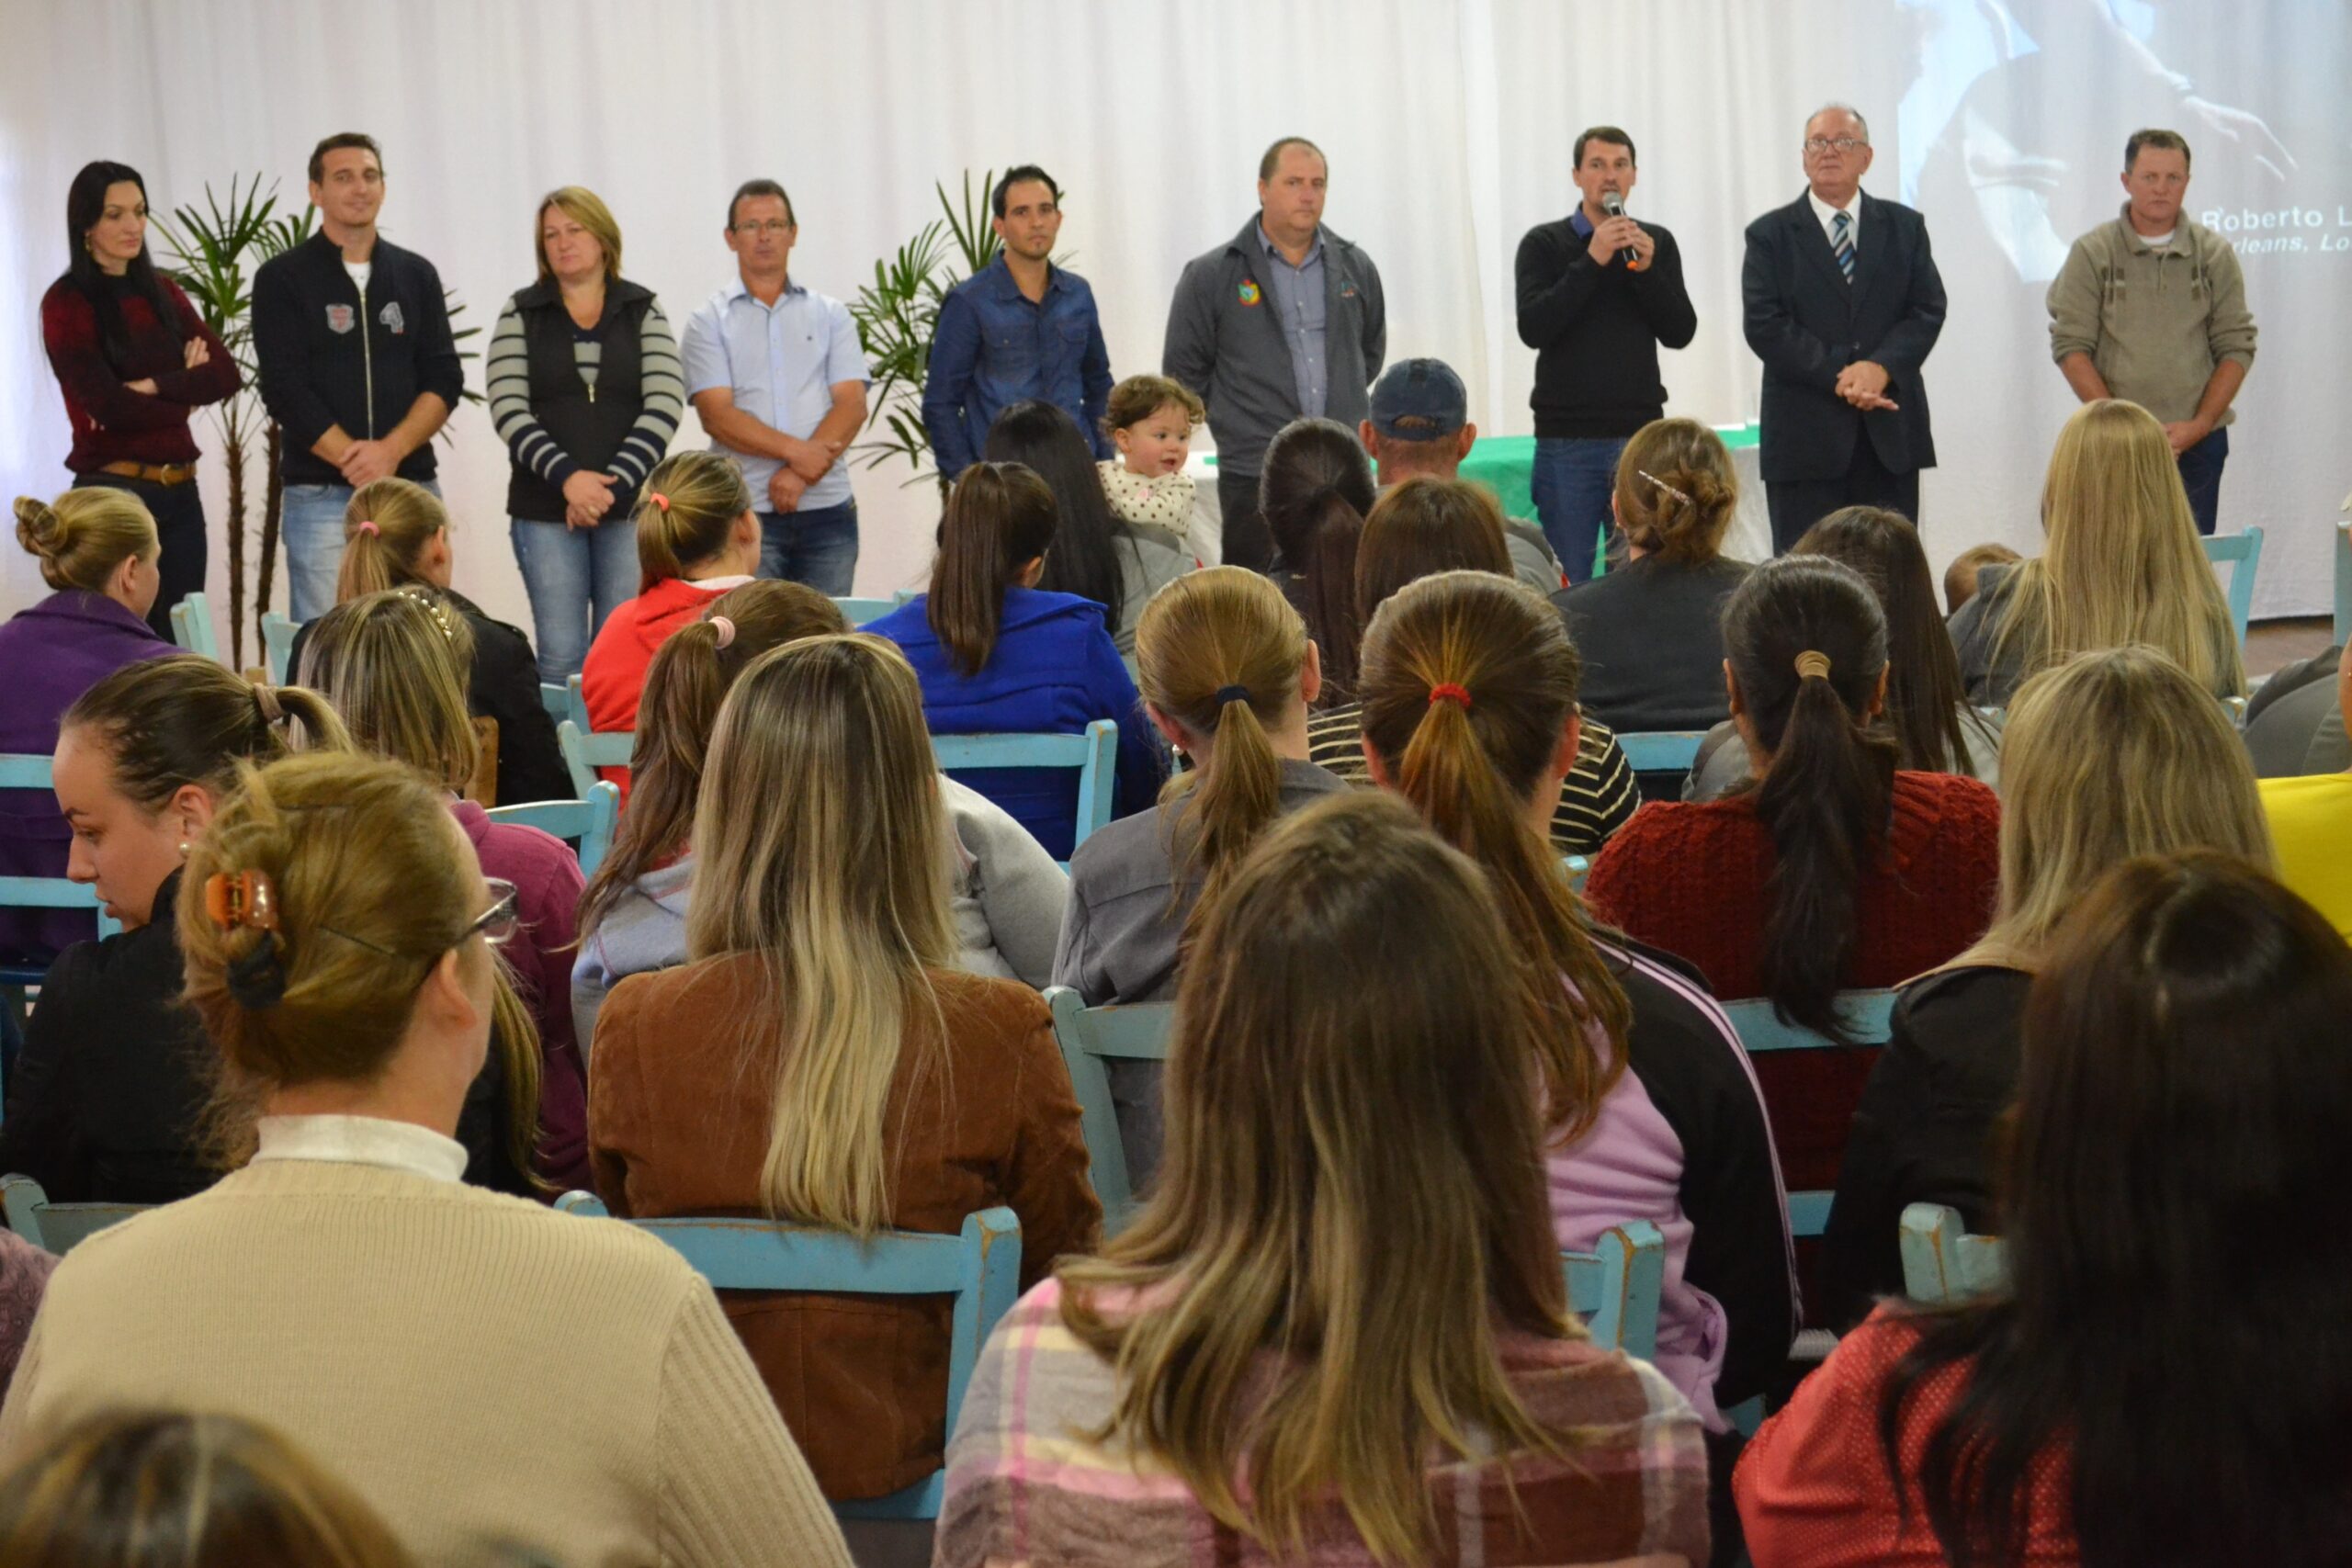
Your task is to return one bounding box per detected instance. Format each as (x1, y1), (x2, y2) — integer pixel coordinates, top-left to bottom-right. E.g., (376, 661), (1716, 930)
(2259, 772), (2352, 942)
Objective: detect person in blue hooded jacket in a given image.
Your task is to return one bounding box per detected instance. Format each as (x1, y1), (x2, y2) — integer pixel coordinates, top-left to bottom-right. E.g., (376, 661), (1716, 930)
(867, 462), (1161, 860)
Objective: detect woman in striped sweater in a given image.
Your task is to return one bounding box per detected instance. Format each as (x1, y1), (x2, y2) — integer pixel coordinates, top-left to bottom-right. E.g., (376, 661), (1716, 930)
(489, 186), (684, 681)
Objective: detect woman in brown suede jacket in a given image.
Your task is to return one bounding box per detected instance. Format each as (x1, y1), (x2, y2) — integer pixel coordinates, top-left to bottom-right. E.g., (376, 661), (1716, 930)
(588, 633), (1099, 1502)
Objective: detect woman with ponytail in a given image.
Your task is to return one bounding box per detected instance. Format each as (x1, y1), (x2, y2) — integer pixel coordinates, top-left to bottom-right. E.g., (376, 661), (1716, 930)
(571, 580), (1066, 1045)
(2, 487), (170, 963)
(1257, 417), (1374, 705)
(579, 448), (763, 782)
(284, 477), (568, 806)
(0, 657), (345, 1203)
(0, 750), (854, 1568)
(867, 461), (1160, 860)
(1357, 570), (1792, 1466)
(300, 590), (577, 1194)
(1586, 555), (1999, 1230)
(1552, 418), (1751, 736)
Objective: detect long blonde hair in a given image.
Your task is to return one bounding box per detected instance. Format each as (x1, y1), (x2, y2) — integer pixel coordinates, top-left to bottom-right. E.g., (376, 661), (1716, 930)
(1956, 644), (2273, 970)
(335, 479), (445, 602)
(634, 450), (751, 592)
(685, 635), (956, 1234)
(1060, 793), (1577, 1564)
(299, 588), (479, 793)
(14, 488), (157, 592)
(1988, 400), (2245, 697)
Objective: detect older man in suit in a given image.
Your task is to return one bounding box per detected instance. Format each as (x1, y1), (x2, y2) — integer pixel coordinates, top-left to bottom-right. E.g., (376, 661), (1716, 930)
(1742, 105), (1947, 553)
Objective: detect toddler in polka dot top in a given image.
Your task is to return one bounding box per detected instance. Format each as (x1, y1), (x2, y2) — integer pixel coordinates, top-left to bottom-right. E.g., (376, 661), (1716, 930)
(1098, 374), (1219, 565)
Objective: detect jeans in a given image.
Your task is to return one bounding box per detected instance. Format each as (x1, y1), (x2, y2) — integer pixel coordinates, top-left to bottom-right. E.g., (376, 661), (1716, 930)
(280, 479), (441, 622)
(756, 499), (858, 594)
(1531, 436), (1627, 585)
(74, 473), (206, 641)
(2175, 426), (2228, 536)
(510, 515), (641, 681)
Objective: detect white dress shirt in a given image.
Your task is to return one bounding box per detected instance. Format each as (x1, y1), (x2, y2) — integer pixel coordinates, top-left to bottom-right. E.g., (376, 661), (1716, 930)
(253, 1114), (469, 1183)
(1808, 188), (1863, 251)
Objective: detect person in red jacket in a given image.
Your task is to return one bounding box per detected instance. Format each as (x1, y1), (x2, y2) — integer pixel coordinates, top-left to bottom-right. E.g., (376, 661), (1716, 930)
(579, 450), (761, 802)
(40, 162), (242, 639)
(1585, 555), (1998, 1214)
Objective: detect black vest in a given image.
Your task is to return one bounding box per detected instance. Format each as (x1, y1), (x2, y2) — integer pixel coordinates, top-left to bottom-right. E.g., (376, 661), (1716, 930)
(504, 276), (655, 522)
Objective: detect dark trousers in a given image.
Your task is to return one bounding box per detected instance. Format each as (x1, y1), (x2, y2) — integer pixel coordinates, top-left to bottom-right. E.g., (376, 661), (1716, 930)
(2176, 426), (2228, 536)
(1765, 438), (1919, 555)
(74, 472), (206, 641)
(1216, 466), (1274, 573)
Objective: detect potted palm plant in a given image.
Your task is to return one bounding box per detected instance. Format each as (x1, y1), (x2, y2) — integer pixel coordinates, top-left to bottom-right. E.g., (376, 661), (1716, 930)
(848, 170), (1004, 493)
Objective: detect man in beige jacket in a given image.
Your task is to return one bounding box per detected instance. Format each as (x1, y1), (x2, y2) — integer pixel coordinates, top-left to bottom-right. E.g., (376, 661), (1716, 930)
(2047, 128), (2256, 535)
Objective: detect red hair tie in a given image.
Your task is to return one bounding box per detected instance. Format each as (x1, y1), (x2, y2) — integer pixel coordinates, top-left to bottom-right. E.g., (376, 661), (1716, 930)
(648, 491), (671, 513)
(354, 519), (379, 536)
(1429, 682), (1473, 710)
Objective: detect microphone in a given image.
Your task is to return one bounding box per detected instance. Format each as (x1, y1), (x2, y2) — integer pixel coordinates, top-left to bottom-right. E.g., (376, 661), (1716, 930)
(1601, 191), (1639, 267)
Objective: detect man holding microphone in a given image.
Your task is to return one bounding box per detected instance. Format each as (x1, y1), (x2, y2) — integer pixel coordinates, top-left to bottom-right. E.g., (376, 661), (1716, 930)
(1515, 126), (1697, 583)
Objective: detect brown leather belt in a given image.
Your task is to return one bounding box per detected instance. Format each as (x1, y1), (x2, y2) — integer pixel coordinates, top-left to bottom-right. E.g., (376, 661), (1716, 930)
(96, 459), (198, 486)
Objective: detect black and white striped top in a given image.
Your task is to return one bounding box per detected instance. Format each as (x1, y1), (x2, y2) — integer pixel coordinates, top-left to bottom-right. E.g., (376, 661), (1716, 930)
(486, 294), (684, 493)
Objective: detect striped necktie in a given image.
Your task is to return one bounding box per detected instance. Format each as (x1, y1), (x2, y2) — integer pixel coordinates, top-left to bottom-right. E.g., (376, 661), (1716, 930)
(1832, 210), (1856, 283)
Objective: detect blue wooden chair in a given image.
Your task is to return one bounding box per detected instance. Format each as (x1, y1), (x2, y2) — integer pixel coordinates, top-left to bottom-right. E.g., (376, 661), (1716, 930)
(832, 596), (899, 626)
(260, 612), (299, 683)
(1614, 731), (1708, 775)
(538, 682), (571, 721)
(2199, 526), (2264, 647)
(487, 782), (620, 878)
(167, 592), (219, 661)
(0, 1174), (145, 1254)
(932, 720), (1118, 857)
(1899, 1202), (2007, 1305)
(1563, 1221), (1666, 1360)
(563, 673), (592, 734)
(554, 1191), (1020, 1520)
(1718, 990), (1898, 1239)
(1043, 987), (1170, 1236)
(2335, 521), (2352, 649)
(0, 756), (122, 1055)
(556, 720), (634, 802)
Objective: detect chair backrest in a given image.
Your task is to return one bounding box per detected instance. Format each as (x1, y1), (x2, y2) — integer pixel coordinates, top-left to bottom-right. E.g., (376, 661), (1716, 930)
(1614, 731), (1708, 775)
(932, 720), (1118, 853)
(0, 1174), (145, 1254)
(554, 1191), (1020, 1521)
(563, 672), (592, 734)
(1042, 987), (1171, 1236)
(832, 596), (899, 626)
(1718, 990), (1898, 1237)
(538, 682), (571, 720)
(2335, 521), (2352, 649)
(2199, 526), (2264, 647)
(259, 612), (298, 683)
(486, 782), (620, 878)
(1898, 1202), (2008, 1305)
(556, 719), (634, 801)
(0, 755), (120, 944)
(1562, 1221), (1666, 1361)
(167, 592), (218, 661)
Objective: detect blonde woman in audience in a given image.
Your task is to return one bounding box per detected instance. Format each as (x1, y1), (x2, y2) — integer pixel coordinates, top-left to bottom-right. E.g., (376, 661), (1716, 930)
(580, 449), (763, 795)
(0, 657), (344, 1204)
(1355, 570), (1791, 1543)
(300, 591), (577, 1193)
(2, 489), (168, 963)
(283, 478), (568, 807)
(940, 793), (1711, 1567)
(587, 634), (1099, 1503)
(0, 751), (851, 1568)
(1818, 644), (2275, 1327)
(1304, 475), (1640, 854)
(1739, 853), (2352, 1567)
(571, 581), (1067, 1046)
(1950, 398), (2244, 705)
(0, 1410), (414, 1568)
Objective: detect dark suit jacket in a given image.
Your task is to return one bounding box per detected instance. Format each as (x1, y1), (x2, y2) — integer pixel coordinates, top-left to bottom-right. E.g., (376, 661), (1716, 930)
(1742, 190), (1946, 483)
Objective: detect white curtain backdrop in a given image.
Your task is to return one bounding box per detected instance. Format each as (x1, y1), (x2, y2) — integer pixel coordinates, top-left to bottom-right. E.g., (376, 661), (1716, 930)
(4, 0), (2343, 645)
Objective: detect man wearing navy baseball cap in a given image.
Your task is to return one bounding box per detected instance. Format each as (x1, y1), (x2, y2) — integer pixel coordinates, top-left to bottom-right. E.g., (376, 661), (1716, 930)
(1359, 356), (1565, 593)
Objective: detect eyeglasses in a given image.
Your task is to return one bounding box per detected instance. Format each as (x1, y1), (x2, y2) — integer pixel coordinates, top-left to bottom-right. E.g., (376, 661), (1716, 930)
(732, 220), (794, 236)
(458, 878), (522, 947)
(1804, 137), (1868, 154)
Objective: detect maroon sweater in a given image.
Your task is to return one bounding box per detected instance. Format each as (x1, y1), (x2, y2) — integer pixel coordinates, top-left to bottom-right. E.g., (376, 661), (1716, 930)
(40, 274), (240, 471)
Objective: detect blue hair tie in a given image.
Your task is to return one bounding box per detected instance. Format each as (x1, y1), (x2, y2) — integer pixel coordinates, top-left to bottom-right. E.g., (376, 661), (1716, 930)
(1214, 684), (1251, 707)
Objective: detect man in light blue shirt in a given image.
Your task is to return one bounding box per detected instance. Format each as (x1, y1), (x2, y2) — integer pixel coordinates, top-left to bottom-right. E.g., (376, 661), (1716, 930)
(1257, 220), (1328, 421)
(680, 178), (870, 593)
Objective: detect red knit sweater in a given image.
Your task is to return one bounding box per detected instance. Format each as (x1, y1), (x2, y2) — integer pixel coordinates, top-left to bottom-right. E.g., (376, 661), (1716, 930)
(40, 276), (239, 471)
(1585, 772), (2000, 1193)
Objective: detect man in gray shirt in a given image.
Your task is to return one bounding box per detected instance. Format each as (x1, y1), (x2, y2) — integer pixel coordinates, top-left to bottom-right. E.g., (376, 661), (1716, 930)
(1164, 137), (1385, 572)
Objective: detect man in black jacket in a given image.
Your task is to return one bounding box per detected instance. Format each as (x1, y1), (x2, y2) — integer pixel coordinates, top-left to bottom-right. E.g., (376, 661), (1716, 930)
(1515, 126), (1697, 583)
(253, 133), (463, 621)
(1742, 105), (1946, 553)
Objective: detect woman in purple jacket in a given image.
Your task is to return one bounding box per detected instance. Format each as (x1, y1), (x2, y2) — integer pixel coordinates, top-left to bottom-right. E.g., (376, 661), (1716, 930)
(2, 488), (171, 963)
(865, 462), (1162, 860)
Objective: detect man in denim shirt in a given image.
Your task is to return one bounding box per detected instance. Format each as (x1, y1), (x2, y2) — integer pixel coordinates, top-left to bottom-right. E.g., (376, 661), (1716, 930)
(923, 166), (1113, 480)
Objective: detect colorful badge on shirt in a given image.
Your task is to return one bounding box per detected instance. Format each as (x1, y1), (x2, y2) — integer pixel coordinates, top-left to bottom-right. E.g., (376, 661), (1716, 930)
(1237, 280), (1261, 307)
(325, 304), (356, 334)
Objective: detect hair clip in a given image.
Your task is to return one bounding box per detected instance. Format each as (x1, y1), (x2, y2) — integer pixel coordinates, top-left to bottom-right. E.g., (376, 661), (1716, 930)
(205, 869), (280, 933)
(393, 586), (458, 639)
(1213, 683), (1251, 707)
(1428, 682), (1473, 710)
(354, 519), (379, 536)
(648, 491), (671, 513)
(1794, 649), (1833, 680)
(1637, 469), (1691, 506)
(708, 615), (737, 649)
